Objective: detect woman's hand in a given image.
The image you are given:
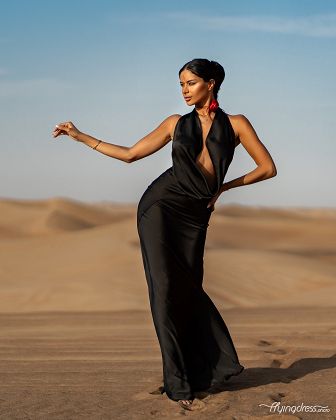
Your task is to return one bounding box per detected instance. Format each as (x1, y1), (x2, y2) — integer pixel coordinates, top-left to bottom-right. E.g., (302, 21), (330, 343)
(206, 183), (230, 212)
(52, 121), (81, 141)
(207, 192), (220, 212)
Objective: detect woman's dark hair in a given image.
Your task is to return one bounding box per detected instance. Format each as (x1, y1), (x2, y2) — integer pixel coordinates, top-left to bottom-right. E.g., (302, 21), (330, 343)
(179, 58), (225, 100)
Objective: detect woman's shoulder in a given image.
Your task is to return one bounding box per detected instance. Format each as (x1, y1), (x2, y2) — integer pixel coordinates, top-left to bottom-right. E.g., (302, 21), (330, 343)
(226, 112), (247, 125)
(225, 112), (251, 145)
(167, 110), (197, 131)
(225, 112), (252, 129)
(165, 114), (183, 141)
(160, 113), (183, 126)
(168, 113), (183, 123)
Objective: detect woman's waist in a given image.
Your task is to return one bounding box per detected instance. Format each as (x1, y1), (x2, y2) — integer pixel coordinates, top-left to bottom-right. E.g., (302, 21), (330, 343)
(139, 167), (211, 208)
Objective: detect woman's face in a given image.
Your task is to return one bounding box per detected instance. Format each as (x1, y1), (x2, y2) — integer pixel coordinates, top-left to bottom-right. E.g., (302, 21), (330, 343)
(179, 69), (214, 106)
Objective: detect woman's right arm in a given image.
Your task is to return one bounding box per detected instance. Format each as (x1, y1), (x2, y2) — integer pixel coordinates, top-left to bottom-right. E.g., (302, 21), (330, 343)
(52, 114), (181, 163)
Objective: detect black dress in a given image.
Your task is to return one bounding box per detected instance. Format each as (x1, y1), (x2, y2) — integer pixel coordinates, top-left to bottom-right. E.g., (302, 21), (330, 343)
(136, 107), (244, 401)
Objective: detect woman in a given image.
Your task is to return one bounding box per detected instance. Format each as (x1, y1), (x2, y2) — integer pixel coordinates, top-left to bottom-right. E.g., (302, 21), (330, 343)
(52, 58), (277, 410)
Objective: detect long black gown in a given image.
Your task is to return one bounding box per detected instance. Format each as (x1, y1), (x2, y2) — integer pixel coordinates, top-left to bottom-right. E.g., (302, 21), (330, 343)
(136, 106), (244, 401)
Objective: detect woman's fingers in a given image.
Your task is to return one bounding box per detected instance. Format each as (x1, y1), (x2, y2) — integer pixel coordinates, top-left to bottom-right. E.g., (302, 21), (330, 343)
(52, 127), (61, 137)
(52, 121), (80, 140)
(52, 122), (70, 137)
(207, 192), (221, 208)
(52, 129), (66, 138)
(57, 123), (69, 131)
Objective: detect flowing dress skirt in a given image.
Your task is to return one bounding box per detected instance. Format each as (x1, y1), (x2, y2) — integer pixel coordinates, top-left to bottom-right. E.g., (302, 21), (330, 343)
(137, 167), (244, 401)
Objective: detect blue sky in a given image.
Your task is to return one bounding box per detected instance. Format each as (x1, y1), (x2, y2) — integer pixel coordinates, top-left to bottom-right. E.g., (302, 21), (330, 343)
(1, 0), (335, 207)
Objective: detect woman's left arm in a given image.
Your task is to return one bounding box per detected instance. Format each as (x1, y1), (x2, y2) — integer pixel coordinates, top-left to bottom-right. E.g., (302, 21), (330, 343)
(220, 114), (277, 194)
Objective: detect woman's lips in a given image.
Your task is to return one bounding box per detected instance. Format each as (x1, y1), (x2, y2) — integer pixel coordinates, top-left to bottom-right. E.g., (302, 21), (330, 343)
(184, 97), (192, 101)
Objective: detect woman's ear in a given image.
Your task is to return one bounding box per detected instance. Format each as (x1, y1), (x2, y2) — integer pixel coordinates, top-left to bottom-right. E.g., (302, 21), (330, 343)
(208, 78), (216, 91)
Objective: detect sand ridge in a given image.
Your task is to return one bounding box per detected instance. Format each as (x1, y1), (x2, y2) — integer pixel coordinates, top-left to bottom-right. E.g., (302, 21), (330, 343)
(0, 197), (335, 418)
(0, 197), (335, 312)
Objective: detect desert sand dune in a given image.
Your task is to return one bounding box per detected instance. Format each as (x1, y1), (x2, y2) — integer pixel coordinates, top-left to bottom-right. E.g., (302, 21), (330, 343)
(0, 197), (134, 237)
(0, 197), (335, 418)
(1, 197), (335, 312)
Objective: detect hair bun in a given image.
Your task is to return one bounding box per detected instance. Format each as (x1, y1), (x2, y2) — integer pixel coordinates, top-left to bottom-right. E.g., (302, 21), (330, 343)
(210, 60), (224, 77)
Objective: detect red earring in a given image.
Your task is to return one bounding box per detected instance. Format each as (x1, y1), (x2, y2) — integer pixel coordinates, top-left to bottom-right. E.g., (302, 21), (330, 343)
(209, 98), (219, 112)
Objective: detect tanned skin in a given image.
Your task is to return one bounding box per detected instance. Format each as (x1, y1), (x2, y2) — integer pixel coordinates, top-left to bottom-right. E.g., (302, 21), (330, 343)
(52, 70), (276, 213)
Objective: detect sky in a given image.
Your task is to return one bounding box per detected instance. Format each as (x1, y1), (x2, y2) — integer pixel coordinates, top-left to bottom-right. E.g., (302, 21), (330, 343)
(1, 0), (335, 208)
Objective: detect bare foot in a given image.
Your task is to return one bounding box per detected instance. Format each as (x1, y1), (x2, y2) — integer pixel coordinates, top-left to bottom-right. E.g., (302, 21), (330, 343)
(178, 399), (194, 410)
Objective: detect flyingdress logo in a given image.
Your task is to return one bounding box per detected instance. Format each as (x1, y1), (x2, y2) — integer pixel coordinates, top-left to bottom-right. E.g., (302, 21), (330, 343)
(258, 401), (330, 414)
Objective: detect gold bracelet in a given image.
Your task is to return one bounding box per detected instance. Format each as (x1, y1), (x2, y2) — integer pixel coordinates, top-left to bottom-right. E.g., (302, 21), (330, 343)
(93, 140), (102, 150)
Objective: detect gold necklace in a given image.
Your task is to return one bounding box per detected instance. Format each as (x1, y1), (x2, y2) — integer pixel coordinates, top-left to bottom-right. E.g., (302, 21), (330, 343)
(196, 110), (211, 118)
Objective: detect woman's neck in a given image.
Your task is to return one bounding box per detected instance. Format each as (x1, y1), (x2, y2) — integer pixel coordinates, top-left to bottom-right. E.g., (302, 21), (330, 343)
(195, 98), (218, 117)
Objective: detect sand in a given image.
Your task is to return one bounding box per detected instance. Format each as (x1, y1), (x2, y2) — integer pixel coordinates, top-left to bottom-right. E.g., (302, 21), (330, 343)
(0, 197), (335, 419)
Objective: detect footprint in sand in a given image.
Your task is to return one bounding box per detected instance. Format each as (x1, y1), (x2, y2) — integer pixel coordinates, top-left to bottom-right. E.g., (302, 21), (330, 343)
(133, 391), (155, 401)
(258, 339), (272, 346)
(270, 359), (282, 368)
(264, 348), (287, 355)
(269, 392), (286, 402)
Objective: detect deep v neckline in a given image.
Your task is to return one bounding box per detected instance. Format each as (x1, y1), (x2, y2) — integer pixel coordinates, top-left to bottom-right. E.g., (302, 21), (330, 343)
(193, 107), (218, 144)
(193, 107), (219, 195)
